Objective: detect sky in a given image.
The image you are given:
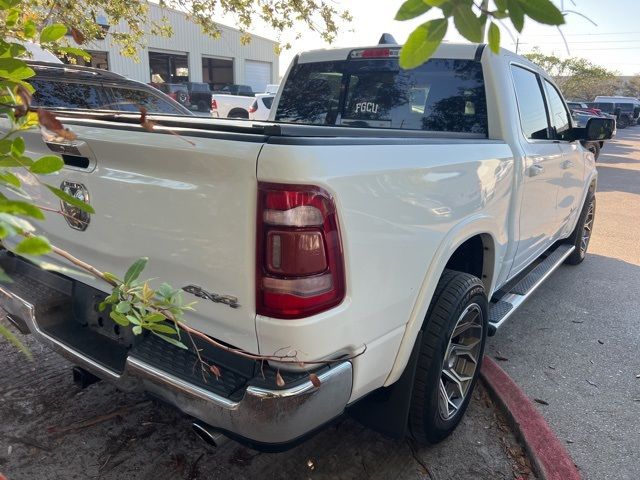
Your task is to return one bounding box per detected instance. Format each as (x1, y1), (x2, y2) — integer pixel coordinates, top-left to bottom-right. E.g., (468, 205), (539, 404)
(245, 0), (640, 78)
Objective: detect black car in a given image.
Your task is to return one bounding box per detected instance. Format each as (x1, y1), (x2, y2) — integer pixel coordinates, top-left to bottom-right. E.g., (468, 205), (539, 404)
(591, 102), (635, 128)
(150, 83), (191, 109)
(29, 62), (193, 116)
(184, 82), (213, 112)
(213, 84), (255, 97)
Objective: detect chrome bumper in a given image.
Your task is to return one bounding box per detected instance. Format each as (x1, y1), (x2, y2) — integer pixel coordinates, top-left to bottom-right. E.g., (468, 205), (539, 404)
(0, 266), (352, 445)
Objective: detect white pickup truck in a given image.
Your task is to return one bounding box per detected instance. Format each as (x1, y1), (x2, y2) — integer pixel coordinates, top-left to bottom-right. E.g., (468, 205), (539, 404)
(0, 41), (614, 449)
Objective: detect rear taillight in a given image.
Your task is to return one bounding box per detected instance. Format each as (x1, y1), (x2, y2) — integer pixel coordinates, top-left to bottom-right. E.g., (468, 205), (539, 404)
(256, 182), (345, 319)
(249, 100), (258, 114)
(211, 98), (218, 110)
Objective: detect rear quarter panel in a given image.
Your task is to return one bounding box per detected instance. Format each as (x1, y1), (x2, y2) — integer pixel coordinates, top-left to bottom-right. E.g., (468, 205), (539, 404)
(256, 139), (514, 400)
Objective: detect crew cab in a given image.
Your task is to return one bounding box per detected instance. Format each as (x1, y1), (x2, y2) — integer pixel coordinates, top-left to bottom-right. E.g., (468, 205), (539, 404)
(0, 42), (613, 449)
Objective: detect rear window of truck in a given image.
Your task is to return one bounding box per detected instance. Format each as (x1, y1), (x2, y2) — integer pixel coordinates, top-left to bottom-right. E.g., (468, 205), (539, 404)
(275, 57), (488, 136)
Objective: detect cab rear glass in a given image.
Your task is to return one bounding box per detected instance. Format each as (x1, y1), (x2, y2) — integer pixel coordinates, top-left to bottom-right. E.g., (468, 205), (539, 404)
(275, 57), (488, 136)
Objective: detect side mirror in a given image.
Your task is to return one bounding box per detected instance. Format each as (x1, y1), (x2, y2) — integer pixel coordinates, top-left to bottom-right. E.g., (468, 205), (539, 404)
(585, 117), (615, 140)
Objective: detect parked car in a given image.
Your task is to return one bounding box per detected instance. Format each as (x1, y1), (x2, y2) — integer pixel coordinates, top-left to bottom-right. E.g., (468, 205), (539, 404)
(149, 83), (191, 110)
(592, 100), (637, 128)
(28, 63), (193, 115)
(210, 93), (255, 119)
(0, 42), (613, 449)
(213, 84), (255, 97)
(185, 82), (213, 112)
(248, 93), (275, 120)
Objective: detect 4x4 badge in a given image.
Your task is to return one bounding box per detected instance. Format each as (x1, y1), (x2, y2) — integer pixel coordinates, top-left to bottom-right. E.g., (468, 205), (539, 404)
(60, 181), (91, 231)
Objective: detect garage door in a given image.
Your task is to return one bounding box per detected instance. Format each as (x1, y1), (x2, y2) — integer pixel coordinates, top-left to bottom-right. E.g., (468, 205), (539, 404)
(245, 60), (271, 93)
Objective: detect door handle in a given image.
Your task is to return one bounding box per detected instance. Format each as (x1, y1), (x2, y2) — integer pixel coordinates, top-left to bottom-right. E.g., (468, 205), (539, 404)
(44, 140), (96, 171)
(561, 159), (575, 169)
(528, 164), (545, 177)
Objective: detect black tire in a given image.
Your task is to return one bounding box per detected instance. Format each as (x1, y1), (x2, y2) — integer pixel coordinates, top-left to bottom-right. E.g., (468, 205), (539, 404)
(585, 142), (600, 161)
(564, 192), (596, 265)
(408, 270), (488, 444)
(617, 116), (629, 129)
(228, 108), (249, 119)
(197, 100), (209, 112)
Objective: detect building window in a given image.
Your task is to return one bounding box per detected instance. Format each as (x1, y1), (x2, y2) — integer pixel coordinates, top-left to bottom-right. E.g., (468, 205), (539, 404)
(202, 57), (233, 91)
(60, 50), (109, 70)
(149, 51), (189, 84)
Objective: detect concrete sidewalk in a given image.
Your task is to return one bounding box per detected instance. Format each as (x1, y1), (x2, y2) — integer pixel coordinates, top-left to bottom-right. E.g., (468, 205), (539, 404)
(488, 128), (640, 480)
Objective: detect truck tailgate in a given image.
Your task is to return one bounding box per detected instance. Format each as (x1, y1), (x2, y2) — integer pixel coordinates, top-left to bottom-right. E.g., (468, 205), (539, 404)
(12, 122), (264, 352)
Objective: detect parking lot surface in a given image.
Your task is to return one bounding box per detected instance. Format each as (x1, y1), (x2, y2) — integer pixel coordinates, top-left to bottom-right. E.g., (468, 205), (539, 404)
(489, 128), (640, 480)
(0, 334), (532, 480)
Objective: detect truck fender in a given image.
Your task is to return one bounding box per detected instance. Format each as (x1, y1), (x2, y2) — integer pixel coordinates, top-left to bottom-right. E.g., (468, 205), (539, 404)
(383, 215), (500, 387)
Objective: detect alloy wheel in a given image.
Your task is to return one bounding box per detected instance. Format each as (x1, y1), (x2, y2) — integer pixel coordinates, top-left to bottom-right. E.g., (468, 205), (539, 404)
(438, 303), (484, 421)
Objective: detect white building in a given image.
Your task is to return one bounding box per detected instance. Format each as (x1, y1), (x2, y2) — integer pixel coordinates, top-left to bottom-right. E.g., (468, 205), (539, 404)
(72, 3), (279, 93)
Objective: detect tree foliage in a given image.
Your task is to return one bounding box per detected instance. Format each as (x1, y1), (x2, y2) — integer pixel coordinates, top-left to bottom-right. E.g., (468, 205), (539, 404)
(524, 50), (619, 100)
(18, 0), (352, 58)
(396, 0), (566, 69)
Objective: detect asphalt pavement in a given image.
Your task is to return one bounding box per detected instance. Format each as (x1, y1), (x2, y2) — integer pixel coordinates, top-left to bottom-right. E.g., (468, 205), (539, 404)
(488, 128), (640, 480)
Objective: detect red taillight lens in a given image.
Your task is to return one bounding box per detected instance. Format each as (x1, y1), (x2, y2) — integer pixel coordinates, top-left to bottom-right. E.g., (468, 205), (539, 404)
(249, 100), (258, 113)
(257, 182), (345, 319)
(211, 98), (218, 110)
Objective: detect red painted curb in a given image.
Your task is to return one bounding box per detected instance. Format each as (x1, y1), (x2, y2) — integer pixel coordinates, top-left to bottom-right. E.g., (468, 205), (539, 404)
(480, 356), (581, 480)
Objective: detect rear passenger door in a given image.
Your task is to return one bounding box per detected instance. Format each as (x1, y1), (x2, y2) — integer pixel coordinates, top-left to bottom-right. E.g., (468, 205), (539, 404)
(510, 65), (564, 276)
(542, 79), (584, 230)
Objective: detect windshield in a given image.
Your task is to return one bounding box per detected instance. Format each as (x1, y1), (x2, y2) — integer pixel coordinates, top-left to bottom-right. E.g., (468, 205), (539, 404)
(275, 57), (488, 136)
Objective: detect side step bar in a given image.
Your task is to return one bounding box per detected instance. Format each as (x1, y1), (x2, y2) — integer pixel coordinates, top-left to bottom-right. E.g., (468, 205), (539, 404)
(488, 244), (575, 335)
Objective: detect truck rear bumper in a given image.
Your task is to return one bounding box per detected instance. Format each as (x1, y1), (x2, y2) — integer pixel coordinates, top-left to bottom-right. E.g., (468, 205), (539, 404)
(0, 252), (352, 445)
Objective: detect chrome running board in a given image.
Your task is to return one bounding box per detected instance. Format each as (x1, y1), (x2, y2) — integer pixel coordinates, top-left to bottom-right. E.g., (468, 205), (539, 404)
(488, 244), (575, 335)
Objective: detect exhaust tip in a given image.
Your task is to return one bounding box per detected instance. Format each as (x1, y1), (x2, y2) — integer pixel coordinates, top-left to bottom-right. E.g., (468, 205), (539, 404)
(192, 422), (229, 448)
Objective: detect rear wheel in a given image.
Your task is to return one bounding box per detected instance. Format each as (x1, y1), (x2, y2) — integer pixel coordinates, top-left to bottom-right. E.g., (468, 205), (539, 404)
(408, 270), (488, 444)
(585, 142), (600, 160)
(228, 108), (249, 119)
(617, 116), (629, 129)
(197, 100), (209, 112)
(565, 193), (596, 265)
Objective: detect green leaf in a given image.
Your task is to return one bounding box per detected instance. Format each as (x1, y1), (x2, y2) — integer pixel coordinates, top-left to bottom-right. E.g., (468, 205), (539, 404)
(115, 301), (131, 314)
(153, 332), (188, 350)
(124, 257), (148, 284)
(109, 311), (130, 326)
(0, 0), (21, 10)
(24, 20), (37, 39)
(132, 325), (142, 335)
(395, 0), (432, 21)
(0, 265), (12, 282)
(0, 199), (45, 219)
(519, 0), (565, 26)
(423, 0), (446, 6)
(146, 323), (178, 335)
(40, 24), (68, 43)
(0, 58), (35, 80)
(488, 22), (501, 54)
(0, 155), (33, 167)
(507, 0), (525, 32)
(0, 171), (20, 188)
(103, 272), (122, 284)
(494, 0), (508, 10)
(11, 137), (24, 156)
(30, 155), (64, 174)
(143, 312), (166, 323)
(98, 301), (107, 312)
(399, 18), (449, 70)
(14, 235), (51, 255)
(453, 5), (484, 43)
(126, 314), (141, 325)
(0, 324), (32, 359)
(0, 139), (11, 154)
(45, 184), (95, 214)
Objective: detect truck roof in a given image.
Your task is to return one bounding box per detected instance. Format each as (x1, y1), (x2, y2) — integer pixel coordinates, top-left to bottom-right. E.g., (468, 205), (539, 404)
(297, 42), (484, 64)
